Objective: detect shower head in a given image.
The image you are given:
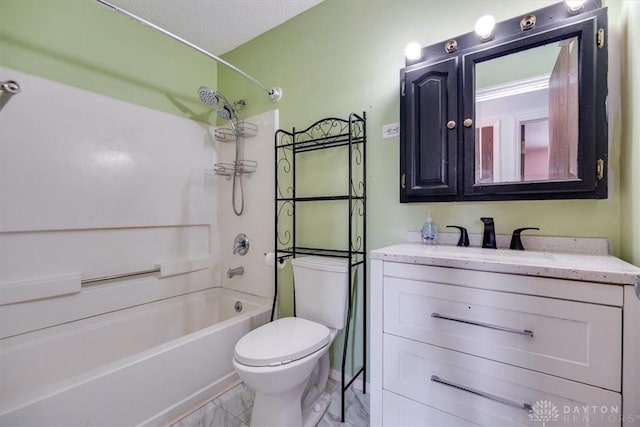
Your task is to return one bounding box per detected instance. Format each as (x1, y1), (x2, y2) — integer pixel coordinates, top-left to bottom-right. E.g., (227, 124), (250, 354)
(217, 105), (234, 121)
(198, 86), (237, 123)
(198, 86), (220, 107)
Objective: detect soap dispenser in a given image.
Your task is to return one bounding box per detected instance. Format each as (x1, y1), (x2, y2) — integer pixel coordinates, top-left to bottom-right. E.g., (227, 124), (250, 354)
(421, 212), (438, 244)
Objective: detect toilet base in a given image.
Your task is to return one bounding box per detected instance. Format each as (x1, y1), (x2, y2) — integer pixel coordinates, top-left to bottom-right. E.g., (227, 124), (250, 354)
(249, 387), (331, 427)
(302, 391), (331, 427)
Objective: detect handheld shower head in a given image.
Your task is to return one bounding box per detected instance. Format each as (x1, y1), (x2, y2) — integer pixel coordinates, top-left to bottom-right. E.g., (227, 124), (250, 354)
(217, 105), (234, 121)
(198, 86), (237, 123)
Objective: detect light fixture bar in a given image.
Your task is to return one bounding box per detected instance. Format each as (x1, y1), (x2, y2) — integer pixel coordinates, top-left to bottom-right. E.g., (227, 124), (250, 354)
(94, 0), (282, 102)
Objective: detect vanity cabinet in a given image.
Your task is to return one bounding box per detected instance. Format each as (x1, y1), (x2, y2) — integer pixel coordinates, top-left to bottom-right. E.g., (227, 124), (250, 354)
(370, 244), (640, 427)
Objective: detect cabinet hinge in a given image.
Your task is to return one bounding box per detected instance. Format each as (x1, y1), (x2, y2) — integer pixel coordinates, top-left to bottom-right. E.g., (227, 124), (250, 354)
(401, 173), (406, 189)
(401, 81), (406, 97)
(596, 158), (604, 180)
(597, 28), (605, 49)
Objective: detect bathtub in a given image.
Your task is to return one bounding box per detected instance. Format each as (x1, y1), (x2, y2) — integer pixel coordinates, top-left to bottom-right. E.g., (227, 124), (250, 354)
(0, 287), (271, 426)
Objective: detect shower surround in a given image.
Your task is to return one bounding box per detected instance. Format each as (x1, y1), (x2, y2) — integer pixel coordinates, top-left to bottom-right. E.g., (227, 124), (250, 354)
(0, 67), (277, 425)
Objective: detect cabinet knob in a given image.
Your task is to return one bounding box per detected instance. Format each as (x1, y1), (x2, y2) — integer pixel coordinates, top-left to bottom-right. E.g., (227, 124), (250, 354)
(446, 120), (456, 130)
(463, 118), (473, 128)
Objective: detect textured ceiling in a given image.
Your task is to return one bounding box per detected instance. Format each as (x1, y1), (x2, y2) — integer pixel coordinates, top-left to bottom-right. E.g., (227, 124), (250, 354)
(105, 0), (324, 56)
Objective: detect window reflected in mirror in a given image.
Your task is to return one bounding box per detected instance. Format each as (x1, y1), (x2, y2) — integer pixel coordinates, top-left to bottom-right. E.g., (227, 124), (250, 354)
(475, 36), (579, 184)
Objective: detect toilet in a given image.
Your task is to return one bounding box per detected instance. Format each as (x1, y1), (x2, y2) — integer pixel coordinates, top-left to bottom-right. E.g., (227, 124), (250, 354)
(233, 256), (350, 427)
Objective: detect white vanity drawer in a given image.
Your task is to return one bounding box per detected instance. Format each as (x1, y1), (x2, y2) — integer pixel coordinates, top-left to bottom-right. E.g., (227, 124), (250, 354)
(383, 334), (622, 426)
(382, 390), (479, 427)
(384, 276), (622, 391)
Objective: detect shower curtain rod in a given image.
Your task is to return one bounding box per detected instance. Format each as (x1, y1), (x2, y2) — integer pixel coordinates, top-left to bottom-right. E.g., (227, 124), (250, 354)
(94, 0), (282, 102)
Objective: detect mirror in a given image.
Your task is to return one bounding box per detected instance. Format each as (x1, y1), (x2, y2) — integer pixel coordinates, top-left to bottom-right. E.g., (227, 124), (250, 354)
(475, 36), (579, 184)
(399, 0), (607, 203)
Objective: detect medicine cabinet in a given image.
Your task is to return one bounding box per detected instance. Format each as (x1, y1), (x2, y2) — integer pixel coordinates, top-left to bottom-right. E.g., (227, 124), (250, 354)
(399, 0), (608, 202)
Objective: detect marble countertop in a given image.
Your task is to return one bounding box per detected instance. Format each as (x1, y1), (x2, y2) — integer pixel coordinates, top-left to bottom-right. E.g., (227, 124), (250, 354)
(370, 243), (640, 286)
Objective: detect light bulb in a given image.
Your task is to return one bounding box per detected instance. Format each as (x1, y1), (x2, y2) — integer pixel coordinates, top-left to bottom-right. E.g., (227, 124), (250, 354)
(405, 42), (422, 61)
(566, 0), (587, 11)
(405, 42), (422, 60)
(475, 15), (496, 41)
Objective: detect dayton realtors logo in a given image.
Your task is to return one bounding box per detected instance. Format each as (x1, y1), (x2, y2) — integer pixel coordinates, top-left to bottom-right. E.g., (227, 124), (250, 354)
(529, 400), (560, 426)
(529, 400), (638, 424)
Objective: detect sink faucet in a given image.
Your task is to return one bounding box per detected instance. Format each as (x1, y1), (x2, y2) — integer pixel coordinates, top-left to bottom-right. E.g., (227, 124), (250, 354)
(481, 217), (497, 249)
(227, 266), (244, 278)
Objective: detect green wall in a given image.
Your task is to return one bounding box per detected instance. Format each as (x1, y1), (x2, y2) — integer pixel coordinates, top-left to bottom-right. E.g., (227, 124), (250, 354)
(219, 0), (623, 266)
(0, 0), (217, 123)
(219, 0), (636, 374)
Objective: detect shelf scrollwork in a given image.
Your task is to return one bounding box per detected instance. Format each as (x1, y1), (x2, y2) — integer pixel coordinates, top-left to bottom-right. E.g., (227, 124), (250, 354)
(276, 200), (294, 247)
(276, 147), (294, 199)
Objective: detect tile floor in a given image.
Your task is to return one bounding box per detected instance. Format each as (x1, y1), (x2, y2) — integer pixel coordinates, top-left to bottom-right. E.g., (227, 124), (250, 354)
(171, 378), (370, 427)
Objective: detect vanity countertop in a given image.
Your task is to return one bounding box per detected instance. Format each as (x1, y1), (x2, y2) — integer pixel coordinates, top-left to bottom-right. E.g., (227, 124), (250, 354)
(370, 243), (640, 286)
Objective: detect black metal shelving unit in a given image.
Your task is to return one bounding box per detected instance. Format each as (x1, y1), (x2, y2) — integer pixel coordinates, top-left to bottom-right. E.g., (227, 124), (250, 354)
(274, 112), (367, 422)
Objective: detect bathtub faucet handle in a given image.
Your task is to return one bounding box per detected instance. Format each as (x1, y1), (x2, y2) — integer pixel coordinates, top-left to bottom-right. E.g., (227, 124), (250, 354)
(233, 233), (250, 256)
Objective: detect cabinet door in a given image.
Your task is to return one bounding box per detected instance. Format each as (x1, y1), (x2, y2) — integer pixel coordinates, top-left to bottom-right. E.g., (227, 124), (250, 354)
(400, 58), (459, 202)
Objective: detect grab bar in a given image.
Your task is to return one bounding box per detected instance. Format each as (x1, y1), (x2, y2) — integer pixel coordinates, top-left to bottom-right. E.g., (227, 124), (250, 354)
(81, 267), (161, 285)
(0, 80), (21, 111)
(1, 256), (212, 305)
(82, 256), (212, 285)
(431, 312), (534, 337)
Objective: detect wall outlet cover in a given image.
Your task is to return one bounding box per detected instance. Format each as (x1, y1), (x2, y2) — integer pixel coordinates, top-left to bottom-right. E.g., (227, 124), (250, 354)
(382, 122), (400, 139)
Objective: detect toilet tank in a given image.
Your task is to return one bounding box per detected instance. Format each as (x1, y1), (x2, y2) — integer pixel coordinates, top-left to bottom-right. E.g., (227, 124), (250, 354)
(290, 256), (350, 330)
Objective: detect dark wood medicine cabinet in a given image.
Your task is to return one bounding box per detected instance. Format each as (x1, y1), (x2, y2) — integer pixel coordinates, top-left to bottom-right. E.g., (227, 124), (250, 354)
(400, 0), (608, 202)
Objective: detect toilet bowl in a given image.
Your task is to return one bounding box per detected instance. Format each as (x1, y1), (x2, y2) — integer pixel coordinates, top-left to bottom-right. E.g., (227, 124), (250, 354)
(233, 256), (350, 427)
(233, 317), (336, 427)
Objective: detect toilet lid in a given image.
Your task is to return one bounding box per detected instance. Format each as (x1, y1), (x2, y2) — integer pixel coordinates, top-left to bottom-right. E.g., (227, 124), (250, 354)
(234, 317), (330, 367)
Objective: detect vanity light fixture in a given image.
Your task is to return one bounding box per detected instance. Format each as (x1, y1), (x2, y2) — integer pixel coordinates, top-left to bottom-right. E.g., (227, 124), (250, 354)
(405, 42), (423, 60)
(566, 0), (587, 12)
(474, 15), (496, 41)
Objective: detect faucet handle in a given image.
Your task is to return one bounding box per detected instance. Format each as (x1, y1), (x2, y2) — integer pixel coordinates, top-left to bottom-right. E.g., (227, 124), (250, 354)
(446, 225), (470, 247)
(233, 233), (250, 255)
(509, 227), (540, 250)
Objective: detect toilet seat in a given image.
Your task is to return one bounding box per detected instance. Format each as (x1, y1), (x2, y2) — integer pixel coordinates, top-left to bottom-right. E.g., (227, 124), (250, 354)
(234, 317), (330, 367)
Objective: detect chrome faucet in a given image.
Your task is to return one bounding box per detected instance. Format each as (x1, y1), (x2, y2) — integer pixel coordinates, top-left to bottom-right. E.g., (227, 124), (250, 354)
(227, 266), (244, 278)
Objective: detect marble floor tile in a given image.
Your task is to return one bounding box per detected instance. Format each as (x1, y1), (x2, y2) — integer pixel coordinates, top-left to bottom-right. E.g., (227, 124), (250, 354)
(172, 378), (369, 427)
(213, 382), (255, 418)
(236, 406), (253, 426)
(326, 382), (370, 427)
(172, 400), (247, 427)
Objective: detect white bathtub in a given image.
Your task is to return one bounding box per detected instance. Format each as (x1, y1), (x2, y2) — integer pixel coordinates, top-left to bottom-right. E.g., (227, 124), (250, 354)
(0, 287), (271, 426)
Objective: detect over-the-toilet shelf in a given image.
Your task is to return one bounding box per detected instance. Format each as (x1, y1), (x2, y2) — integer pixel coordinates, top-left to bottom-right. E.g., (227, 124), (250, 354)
(274, 112), (367, 423)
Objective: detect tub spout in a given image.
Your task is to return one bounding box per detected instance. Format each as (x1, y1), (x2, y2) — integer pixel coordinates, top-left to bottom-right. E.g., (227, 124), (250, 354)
(227, 266), (244, 278)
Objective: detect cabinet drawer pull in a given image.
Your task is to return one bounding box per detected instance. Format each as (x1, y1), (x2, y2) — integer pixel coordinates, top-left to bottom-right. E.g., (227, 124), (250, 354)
(431, 375), (533, 411)
(431, 312), (534, 337)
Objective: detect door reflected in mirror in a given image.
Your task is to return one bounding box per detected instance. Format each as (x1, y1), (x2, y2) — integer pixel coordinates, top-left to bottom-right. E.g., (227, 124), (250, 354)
(475, 36), (579, 184)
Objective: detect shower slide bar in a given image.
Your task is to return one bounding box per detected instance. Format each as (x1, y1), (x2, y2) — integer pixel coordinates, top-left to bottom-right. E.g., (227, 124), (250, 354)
(0, 255), (212, 306)
(93, 0), (283, 102)
(0, 80), (21, 112)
